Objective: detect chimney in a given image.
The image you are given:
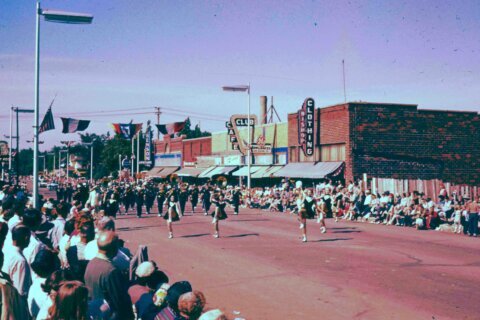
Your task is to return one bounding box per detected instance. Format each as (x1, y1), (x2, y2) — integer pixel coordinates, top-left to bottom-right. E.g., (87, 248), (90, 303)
(259, 96), (267, 124)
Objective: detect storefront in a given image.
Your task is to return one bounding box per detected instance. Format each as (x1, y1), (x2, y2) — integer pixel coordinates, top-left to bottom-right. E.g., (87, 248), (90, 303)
(287, 100), (480, 195)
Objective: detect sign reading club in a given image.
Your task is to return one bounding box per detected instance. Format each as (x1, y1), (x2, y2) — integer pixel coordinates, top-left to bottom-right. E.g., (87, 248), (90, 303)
(298, 98), (315, 156)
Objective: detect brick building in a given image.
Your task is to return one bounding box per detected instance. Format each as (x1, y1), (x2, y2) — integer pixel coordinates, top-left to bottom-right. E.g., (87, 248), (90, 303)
(149, 135), (212, 178)
(153, 135), (212, 166)
(286, 102), (480, 191)
(182, 136), (212, 166)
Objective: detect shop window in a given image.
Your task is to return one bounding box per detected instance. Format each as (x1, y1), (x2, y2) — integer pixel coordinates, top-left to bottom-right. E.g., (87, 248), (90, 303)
(289, 146), (298, 162)
(321, 144), (345, 162)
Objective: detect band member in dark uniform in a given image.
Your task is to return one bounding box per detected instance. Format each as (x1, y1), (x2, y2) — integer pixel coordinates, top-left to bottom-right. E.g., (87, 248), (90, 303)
(190, 186), (199, 213)
(145, 184), (156, 215)
(178, 185), (189, 216)
(123, 185), (135, 214)
(135, 187), (144, 218)
(64, 183), (74, 204)
(56, 184), (65, 202)
(211, 192), (228, 238)
(104, 193), (119, 219)
(231, 186), (241, 215)
(201, 186), (212, 216)
(156, 184), (166, 217)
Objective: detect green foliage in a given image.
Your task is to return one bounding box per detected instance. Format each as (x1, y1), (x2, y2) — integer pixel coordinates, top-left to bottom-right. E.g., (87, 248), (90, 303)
(17, 149), (33, 175)
(100, 135), (131, 176)
(179, 118), (211, 139)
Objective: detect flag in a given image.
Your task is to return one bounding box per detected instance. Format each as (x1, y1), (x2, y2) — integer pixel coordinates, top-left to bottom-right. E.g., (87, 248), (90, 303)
(156, 119), (186, 137)
(61, 117), (90, 133)
(39, 106), (55, 134)
(110, 123), (142, 139)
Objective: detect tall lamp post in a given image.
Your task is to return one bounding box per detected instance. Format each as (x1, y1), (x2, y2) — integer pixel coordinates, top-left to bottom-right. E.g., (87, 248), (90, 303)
(59, 150), (67, 176)
(84, 142), (94, 183)
(60, 141), (75, 180)
(222, 84), (251, 189)
(32, 2), (93, 208)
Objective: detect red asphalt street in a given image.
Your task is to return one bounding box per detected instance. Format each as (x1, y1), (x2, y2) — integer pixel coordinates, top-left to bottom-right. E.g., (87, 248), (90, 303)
(109, 204), (479, 320)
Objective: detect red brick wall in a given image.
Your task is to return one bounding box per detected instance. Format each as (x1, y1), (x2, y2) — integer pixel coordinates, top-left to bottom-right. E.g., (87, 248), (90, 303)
(319, 104), (349, 145)
(182, 137), (212, 164)
(349, 103), (480, 185)
(154, 136), (183, 154)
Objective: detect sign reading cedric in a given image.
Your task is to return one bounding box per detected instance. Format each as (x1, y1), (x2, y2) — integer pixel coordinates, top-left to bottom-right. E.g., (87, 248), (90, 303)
(298, 98), (315, 156)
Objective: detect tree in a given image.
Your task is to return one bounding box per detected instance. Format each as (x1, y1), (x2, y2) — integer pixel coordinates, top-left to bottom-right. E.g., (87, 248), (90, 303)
(179, 118), (211, 139)
(17, 149), (34, 176)
(100, 135), (131, 177)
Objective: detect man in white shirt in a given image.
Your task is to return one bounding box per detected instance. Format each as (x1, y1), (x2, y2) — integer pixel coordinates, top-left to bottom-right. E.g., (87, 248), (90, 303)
(19, 209), (47, 269)
(7, 208), (22, 231)
(48, 202), (68, 250)
(87, 186), (101, 213)
(2, 224), (31, 297)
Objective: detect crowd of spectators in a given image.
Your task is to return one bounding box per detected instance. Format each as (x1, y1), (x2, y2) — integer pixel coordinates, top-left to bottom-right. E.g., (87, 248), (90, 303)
(0, 181), (230, 320)
(243, 180), (479, 237)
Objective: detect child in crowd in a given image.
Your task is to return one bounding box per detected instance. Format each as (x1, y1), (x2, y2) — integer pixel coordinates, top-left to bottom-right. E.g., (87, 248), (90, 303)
(452, 205), (463, 234)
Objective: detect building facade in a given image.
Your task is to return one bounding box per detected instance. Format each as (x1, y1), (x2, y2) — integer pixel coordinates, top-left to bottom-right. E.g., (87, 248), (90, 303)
(204, 121), (288, 166)
(288, 102), (480, 186)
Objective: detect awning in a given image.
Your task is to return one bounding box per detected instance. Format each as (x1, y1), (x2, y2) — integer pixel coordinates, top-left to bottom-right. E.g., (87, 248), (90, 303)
(312, 162), (344, 179)
(199, 166), (238, 178)
(176, 167), (208, 177)
(260, 165), (284, 178)
(273, 162), (316, 178)
(145, 167), (162, 177)
(232, 166), (263, 177)
(250, 166), (272, 178)
(198, 166), (217, 178)
(147, 166), (179, 178)
(273, 162), (343, 179)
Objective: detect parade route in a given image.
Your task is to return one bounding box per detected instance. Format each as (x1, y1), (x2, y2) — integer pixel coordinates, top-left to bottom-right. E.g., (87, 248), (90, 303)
(113, 205), (480, 320)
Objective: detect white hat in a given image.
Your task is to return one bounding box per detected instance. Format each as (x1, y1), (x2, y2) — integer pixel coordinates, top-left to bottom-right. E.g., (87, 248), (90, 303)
(135, 261), (156, 278)
(199, 309), (226, 320)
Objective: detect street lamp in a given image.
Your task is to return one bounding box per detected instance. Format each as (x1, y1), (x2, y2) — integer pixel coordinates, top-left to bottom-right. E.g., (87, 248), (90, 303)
(222, 84), (251, 190)
(84, 142), (94, 183)
(60, 141), (75, 180)
(59, 150), (68, 174)
(32, 1), (93, 208)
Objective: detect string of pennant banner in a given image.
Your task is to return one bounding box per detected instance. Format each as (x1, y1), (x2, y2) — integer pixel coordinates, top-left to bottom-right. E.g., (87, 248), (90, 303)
(38, 105), (187, 139)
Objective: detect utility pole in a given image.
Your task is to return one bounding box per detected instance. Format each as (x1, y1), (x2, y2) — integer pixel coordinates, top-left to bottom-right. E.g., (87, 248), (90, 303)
(342, 59), (347, 103)
(155, 107), (161, 140)
(84, 142), (94, 183)
(11, 107), (34, 184)
(136, 131), (140, 175)
(9, 107), (13, 170)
